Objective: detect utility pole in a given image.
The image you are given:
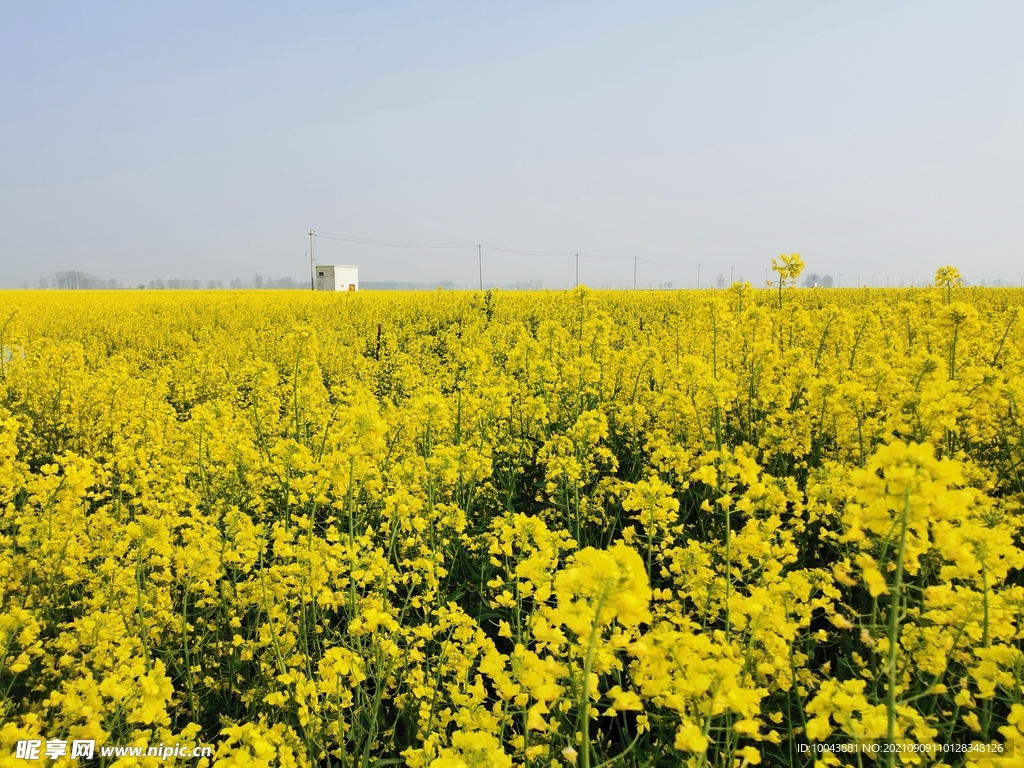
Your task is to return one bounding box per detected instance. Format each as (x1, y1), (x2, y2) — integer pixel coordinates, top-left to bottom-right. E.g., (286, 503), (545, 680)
(697, 263), (701, 289)
(633, 257), (637, 290)
(730, 266), (734, 285)
(575, 253), (579, 288)
(839, 273), (842, 288)
(309, 229), (316, 290)
(478, 243), (482, 291)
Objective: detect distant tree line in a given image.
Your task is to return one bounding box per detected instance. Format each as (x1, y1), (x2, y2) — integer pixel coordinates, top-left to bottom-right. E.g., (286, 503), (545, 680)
(44, 272), (308, 289)
(147, 279), (203, 289)
(360, 280), (544, 291)
(362, 281), (459, 290)
(147, 275), (307, 289)
(979, 278), (1021, 287)
(39, 276), (599, 291)
(48, 271), (120, 290)
(48, 272), (1024, 291)
(249, 275), (305, 289)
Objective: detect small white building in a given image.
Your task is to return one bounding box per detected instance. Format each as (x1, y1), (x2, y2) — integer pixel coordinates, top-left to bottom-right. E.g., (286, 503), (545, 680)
(315, 265), (359, 292)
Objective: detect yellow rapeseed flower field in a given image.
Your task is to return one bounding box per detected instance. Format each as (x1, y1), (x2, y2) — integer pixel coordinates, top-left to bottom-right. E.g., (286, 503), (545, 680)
(2, 281), (1024, 767)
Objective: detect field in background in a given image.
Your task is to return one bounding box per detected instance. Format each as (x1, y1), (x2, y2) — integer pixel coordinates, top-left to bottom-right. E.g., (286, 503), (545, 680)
(2, 287), (1024, 767)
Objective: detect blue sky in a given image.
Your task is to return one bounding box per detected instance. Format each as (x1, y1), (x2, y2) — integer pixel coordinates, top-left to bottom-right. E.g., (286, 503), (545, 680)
(2, 2), (1022, 288)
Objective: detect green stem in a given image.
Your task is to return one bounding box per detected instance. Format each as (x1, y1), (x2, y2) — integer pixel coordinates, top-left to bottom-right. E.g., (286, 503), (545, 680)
(885, 493), (910, 768)
(579, 589), (610, 768)
(135, 545), (152, 673)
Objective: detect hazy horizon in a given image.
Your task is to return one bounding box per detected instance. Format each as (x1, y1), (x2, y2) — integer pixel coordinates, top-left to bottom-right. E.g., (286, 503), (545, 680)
(3, 3), (1022, 290)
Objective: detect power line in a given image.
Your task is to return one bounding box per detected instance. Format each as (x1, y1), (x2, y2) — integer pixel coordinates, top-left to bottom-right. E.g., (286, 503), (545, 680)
(310, 229), (782, 286)
(314, 231), (478, 249)
(481, 243), (576, 257)
(578, 252), (633, 262)
(315, 230), (583, 258)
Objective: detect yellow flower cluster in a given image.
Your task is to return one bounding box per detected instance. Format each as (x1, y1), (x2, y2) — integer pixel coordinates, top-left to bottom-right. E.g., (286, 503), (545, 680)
(2, 283), (1024, 767)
